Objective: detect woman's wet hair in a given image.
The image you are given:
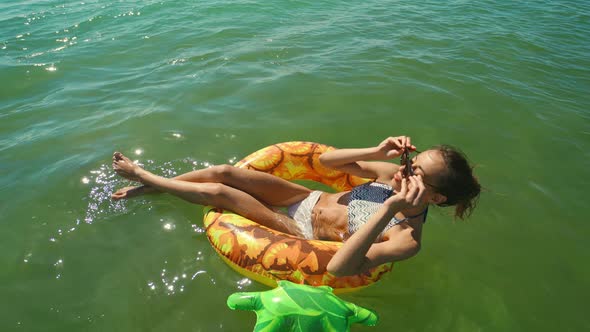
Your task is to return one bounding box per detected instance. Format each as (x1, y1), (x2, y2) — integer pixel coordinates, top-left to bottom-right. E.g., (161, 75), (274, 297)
(431, 145), (481, 219)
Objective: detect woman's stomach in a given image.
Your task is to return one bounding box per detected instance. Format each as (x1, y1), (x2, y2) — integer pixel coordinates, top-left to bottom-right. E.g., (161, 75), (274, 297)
(311, 192), (350, 241)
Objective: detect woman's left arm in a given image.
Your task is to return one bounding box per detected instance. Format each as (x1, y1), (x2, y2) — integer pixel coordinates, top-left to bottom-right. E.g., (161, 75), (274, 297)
(319, 136), (416, 181)
(327, 176), (425, 276)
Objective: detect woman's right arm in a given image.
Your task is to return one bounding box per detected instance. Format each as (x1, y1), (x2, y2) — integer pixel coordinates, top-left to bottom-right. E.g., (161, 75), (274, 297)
(319, 136), (415, 180)
(326, 176), (426, 276)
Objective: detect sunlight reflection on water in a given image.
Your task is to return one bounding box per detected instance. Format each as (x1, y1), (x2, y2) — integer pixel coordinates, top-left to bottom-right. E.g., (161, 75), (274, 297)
(80, 157), (215, 225)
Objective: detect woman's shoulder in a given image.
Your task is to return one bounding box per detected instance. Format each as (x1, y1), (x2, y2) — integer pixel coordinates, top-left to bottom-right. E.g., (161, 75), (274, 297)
(381, 218), (424, 246)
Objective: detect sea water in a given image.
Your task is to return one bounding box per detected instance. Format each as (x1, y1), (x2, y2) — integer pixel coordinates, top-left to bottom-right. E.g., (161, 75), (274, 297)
(1, 0), (589, 330)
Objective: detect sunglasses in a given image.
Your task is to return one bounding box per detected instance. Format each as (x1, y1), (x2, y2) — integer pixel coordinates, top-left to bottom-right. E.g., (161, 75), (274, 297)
(400, 149), (440, 190)
(400, 148), (421, 178)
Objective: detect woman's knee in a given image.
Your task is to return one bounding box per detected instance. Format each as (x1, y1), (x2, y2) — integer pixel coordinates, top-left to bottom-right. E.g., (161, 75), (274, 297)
(198, 182), (230, 205)
(209, 164), (236, 182)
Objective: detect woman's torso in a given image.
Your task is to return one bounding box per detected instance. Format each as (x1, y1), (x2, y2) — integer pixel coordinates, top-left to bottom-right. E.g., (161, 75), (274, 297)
(311, 191), (350, 241)
(311, 183), (424, 243)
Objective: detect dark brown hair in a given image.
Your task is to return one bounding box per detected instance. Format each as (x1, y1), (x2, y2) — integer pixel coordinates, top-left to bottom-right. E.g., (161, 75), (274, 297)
(431, 145), (481, 219)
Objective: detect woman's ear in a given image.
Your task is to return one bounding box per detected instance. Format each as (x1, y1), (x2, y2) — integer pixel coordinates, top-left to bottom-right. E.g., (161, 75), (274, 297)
(430, 193), (447, 205)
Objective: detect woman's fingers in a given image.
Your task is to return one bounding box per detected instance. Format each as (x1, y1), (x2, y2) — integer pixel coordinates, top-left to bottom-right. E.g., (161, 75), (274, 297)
(406, 176), (418, 202)
(399, 178), (408, 195)
(384, 135), (417, 151)
(387, 175), (427, 213)
(381, 135), (419, 159)
(412, 175), (426, 206)
(397, 136), (407, 149)
(400, 136), (416, 152)
(405, 176), (426, 206)
(396, 136), (404, 148)
(405, 137), (416, 151)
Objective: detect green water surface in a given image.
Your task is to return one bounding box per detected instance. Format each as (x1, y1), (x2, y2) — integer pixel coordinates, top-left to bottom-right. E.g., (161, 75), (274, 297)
(1, 0), (589, 331)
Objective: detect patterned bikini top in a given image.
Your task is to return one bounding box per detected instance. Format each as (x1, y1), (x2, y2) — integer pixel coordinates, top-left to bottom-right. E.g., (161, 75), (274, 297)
(347, 182), (428, 240)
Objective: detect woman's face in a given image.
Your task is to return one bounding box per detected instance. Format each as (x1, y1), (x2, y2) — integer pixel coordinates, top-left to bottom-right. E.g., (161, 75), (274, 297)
(393, 149), (447, 194)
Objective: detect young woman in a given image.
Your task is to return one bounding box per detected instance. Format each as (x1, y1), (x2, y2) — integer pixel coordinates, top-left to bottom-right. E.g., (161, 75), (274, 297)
(111, 136), (480, 276)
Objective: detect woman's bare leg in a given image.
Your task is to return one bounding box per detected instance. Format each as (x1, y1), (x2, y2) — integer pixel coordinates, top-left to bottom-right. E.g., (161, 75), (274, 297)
(111, 153), (307, 236)
(112, 155), (311, 207)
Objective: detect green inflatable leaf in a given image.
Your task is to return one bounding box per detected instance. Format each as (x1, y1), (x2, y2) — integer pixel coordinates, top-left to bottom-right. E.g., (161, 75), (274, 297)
(227, 280), (378, 332)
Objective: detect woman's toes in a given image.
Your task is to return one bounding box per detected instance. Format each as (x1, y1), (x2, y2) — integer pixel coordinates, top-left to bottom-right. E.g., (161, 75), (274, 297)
(111, 186), (144, 200)
(112, 188), (129, 198)
(120, 155), (133, 164)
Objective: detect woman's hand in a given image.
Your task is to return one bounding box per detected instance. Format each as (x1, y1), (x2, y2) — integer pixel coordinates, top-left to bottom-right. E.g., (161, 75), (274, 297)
(385, 175), (427, 211)
(374, 136), (416, 160)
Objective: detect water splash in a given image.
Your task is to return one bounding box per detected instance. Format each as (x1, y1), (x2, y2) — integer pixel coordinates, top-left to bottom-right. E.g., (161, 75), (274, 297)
(81, 157), (216, 224)
(83, 163), (131, 224)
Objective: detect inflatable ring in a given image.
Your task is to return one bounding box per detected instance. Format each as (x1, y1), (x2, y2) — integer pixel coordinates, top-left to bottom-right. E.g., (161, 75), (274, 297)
(203, 142), (393, 293)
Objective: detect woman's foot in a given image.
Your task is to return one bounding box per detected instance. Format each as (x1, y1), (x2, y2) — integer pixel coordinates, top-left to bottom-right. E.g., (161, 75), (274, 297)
(112, 152), (143, 182)
(111, 185), (157, 200)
